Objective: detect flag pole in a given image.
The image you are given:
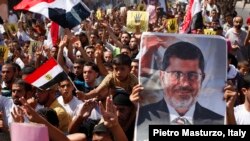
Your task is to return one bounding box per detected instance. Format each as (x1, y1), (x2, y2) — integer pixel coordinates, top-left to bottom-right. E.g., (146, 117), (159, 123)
(67, 75), (78, 91)
(51, 57), (79, 91)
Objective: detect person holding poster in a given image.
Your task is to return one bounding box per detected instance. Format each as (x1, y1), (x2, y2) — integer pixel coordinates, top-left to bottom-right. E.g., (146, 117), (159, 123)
(134, 33), (226, 141)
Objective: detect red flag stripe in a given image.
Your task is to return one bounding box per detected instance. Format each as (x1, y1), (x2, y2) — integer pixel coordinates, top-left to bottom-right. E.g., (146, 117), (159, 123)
(180, 0), (194, 33)
(24, 58), (57, 83)
(14, 0), (55, 11)
(51, 21), (59, 46)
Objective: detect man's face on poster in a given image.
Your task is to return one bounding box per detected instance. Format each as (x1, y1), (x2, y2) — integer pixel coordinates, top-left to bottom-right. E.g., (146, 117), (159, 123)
(160, 57), (203, 114)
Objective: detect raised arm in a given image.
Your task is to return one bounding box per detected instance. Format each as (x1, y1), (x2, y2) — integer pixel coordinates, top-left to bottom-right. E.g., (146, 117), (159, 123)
(101, 22), (123, 49)
(99, 96), (128, 141)
(130, 84), (144, 108)
(95, 49), (108, 76)
(74, 40), (92, 62)
(57, 35), (69, 73)
(224, 84), (237, 125)
(68, 99), (97, 133)
(18, 97), (72, 141)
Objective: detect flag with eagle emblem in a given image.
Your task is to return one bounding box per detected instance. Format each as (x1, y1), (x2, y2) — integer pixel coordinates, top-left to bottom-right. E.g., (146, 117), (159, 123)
(24, 58), (68, 90)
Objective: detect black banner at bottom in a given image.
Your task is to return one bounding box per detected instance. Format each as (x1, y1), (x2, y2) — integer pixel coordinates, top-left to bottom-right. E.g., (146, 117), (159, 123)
(149, 125), (250, 140)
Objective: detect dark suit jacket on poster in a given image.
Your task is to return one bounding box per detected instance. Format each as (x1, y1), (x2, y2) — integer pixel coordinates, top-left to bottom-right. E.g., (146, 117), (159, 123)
(136, 99), (224, 141)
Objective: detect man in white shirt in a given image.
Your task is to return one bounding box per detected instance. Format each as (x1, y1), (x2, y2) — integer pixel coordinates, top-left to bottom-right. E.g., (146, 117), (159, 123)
(1, 79), (33, 128)
(225, 73), (250, 124)
(225, 16), (248, 62)
(57, 78), (82, 119)
(1, 63), (16, 98)
(8, 11), (18, 24)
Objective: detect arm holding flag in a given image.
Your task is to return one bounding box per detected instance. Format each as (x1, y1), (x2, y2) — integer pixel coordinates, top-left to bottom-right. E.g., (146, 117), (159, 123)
(180, 0), (203, 33)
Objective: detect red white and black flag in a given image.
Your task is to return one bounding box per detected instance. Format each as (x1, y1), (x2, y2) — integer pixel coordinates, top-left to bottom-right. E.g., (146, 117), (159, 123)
(24, 58), (68, 90)
(180, 0), (203, 33)
(14, 0), (90, 29)
(44, 21), (60, 47)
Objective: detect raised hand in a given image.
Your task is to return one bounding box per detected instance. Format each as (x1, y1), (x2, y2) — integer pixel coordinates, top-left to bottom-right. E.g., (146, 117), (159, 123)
(134, 13), (142, 26)
(26, 97), (38, 109)
(64, 28), (73, 40)
(74, 40), (82, 50)
(94, 46), (102, 60)
(35, 44), (43, 59)
(58, 35), (68, 48)
(223, 84), (237, 109)
(11, 106), (24, 123)
(18, 97), (42, 123)
(99, 96), (119, 128)
(130, 84), (144, 107)
(79, 98), (97, 119)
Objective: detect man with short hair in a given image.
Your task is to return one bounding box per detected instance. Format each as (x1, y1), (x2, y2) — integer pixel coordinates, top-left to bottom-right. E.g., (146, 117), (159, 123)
(89, 32), (98, 46)
(74, 61), (100, 93)
(131, 59), (139, 77)
(1, 79), (32, 129)
(69, 58), (85, 84)
(113, 89), (136, 141)
(36, 86), (71, 133)
(120, 32), (131, 46)
(68, 62), (102, 138)
(103, 50), (113, 63)
(129, 37), (139, 59)
(0, 79), (31, 141)
(1, 63), (16, 97)
(225, 73), (250, 124)
(136, 42), (224, 140)
(223, 14), (233, 35)
(57, 78), (82, 119)
(8, 10), (18, 24)
(85, 46), (95, 62)
(120, 46), (132, 58)
(225, 16), (248, 61)
(76, 54), (138, 100)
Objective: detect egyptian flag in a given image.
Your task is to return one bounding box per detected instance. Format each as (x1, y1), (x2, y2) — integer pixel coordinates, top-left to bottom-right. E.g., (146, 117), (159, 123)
(14, 0), (90, 29)
(24, 58), (68, 90)
(180, 0), (203, 33)
(44, 21), (60, 47)
(50, 21), (59, 46)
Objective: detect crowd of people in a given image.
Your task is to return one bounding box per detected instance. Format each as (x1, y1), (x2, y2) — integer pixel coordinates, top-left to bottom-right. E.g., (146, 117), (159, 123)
(0, 0), (250, 141)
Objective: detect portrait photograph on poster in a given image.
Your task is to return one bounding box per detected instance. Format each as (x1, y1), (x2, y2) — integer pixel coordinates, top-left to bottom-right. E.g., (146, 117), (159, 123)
(135, 32), (227, 141)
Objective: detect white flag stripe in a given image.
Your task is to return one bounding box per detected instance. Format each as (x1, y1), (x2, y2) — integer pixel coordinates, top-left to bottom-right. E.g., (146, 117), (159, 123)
(191, 0), (201, 17)
(31, 64), (63, 87)
(29, 1), (60, 17)
(29, 0), (80, 16)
